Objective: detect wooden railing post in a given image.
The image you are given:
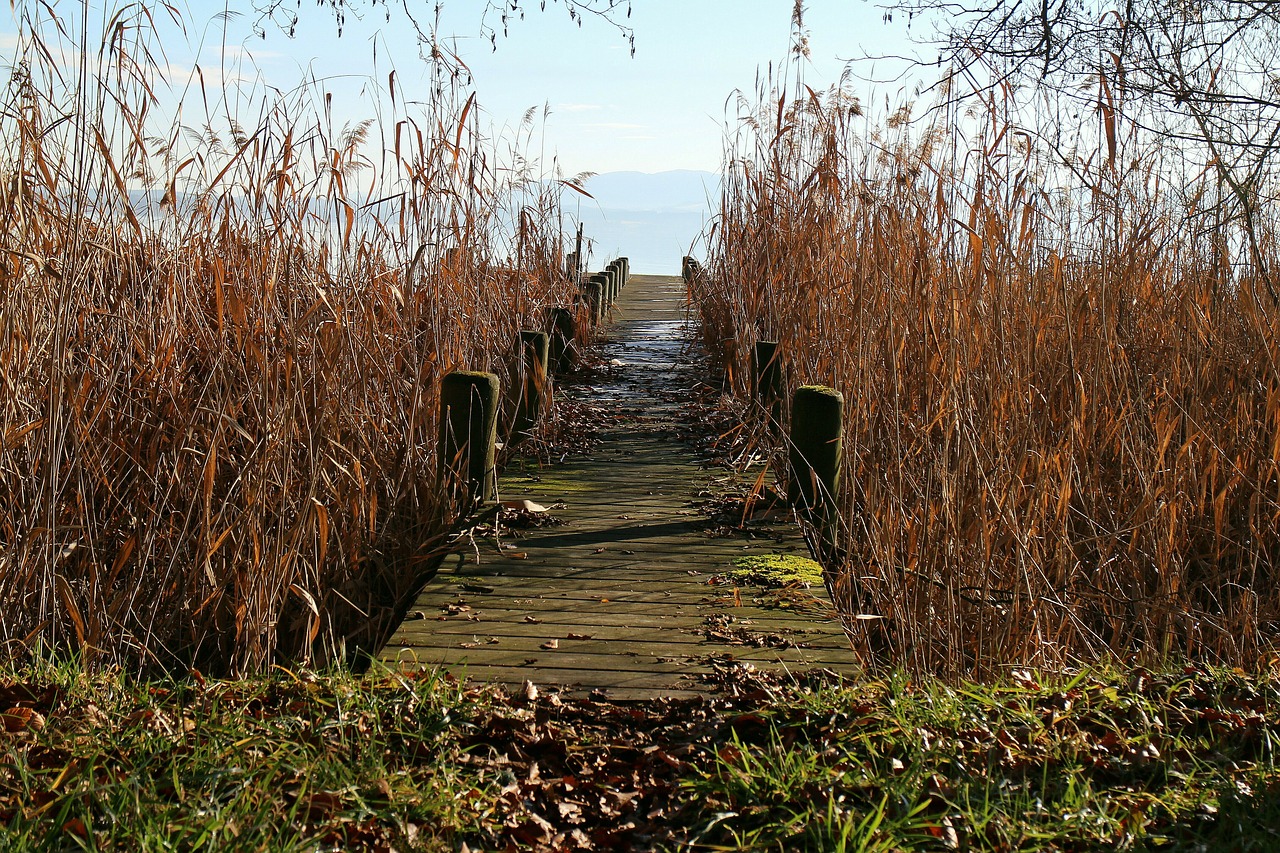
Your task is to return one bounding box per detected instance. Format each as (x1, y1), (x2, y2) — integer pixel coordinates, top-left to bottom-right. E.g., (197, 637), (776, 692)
(752, 340), (784, 432)
(549, 307), (577, 374)
(514, 330), (550, 439)
(438, 371), (500, 504)
(788, 385), (843, 558)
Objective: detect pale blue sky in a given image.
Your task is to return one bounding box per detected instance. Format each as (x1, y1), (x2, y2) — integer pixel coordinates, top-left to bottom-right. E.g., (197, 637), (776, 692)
(0, 1), (922, 178)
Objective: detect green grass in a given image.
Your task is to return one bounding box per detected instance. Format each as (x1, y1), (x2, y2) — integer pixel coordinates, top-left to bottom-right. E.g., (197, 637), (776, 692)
(685, 667), (1280, 851)
(1, 659), (1278, 850)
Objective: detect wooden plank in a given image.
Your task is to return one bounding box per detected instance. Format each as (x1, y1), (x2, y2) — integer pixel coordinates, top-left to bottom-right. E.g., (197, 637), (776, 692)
(386, 645), (853, 675)
(404, 614), (834, 635)
(401, 606), (840, 632)
(389, 626), (850, 655)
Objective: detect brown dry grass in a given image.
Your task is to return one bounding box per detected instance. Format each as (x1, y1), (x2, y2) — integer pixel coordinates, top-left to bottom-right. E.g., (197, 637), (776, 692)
(0, 6), (580, 673)
(697, 70), (1280, 676)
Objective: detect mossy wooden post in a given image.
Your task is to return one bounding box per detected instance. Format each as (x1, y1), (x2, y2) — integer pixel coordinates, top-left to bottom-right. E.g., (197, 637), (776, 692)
(514, 330), (550, 439)
(788, 385), (843, 559)
(549, 307), (577, 374)
(752, 340), (784, 432)
(586, 276), (605, 324)
(438, 371), (500, 504)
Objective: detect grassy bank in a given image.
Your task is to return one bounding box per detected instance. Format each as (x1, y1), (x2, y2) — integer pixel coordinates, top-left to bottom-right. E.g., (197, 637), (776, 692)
(0, 660), (1277, 850)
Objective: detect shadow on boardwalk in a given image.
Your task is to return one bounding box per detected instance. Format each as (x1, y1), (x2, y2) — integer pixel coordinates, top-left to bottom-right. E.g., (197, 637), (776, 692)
(380, 275), (855, 699)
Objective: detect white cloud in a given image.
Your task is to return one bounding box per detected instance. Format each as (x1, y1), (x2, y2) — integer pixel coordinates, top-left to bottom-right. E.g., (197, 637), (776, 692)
(556, 103), (602, 112)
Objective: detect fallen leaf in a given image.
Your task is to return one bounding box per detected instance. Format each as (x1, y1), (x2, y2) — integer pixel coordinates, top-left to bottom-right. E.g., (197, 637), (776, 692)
(523, 615), (542, 624)
(303, 791), (341, 821)
(566, 633), (593, 641)
(540, 639), (559, 650)
(0, 707), (40, 733)
(509, 552), (529, 560)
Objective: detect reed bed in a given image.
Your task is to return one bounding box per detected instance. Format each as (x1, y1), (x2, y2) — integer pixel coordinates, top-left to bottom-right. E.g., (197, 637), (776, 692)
(699, 71), (1280, 676)
(0, 6), (579, 674)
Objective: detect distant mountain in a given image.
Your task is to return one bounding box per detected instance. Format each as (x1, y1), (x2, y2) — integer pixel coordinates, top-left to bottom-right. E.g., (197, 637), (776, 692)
(567, 170), (719, 275)
(126, 171), (719, 277)
(577, 170), (720, 213)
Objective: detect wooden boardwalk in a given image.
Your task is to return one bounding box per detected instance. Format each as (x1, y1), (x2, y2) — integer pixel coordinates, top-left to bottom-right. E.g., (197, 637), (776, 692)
(380, 274), (855, 698)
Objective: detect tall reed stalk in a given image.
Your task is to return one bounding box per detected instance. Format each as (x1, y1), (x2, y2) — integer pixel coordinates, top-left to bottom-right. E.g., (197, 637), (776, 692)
(0, 4), (578, 673)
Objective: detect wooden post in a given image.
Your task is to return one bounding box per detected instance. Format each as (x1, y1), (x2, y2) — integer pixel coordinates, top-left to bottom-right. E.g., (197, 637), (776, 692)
(682, 256), (701, 284)
(586, 276), (605, 324)
(574, 223), (583, 278)
(788, 385), (843, 556)
(438, 371), (500, 504)
(599, 268), (612, 305)
(752, 340), (784, 432)
(618, 256), (629, 285)
(549, 307), (577, 374)
(514, 330), (550, 439)
(605, 262), (618, 302)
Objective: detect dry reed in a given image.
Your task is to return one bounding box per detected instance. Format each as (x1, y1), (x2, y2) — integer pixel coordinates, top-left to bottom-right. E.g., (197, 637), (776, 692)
(0, 5), (580, 673)
(699, 65), (1280, 676)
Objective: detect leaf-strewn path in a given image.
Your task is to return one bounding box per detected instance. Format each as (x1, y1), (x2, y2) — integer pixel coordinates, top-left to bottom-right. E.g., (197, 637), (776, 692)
(381, 275), (855, 698)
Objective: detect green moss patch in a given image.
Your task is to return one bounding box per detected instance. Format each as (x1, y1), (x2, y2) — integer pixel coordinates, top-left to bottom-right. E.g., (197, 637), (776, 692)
(727, 554), (823, 588)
